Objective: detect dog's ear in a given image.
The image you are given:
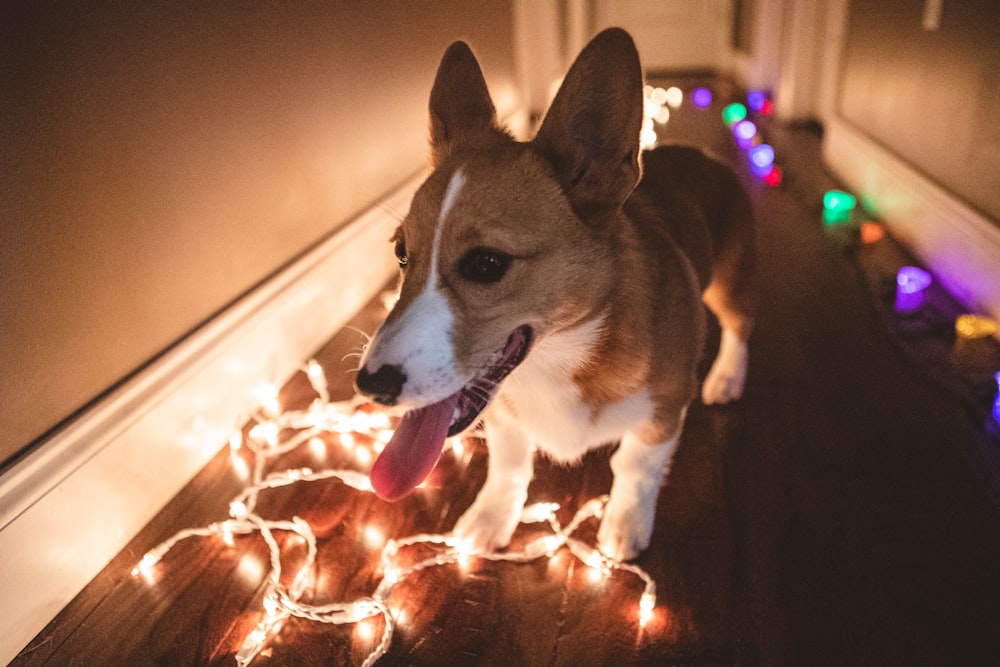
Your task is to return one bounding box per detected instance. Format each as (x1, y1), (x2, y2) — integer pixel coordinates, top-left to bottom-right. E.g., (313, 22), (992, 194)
(533, 28), (643, 219)
(429, 41), (498, 167)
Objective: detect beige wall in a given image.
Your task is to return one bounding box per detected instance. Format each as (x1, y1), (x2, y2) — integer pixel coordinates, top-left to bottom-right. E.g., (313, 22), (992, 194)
(838, 0), (1000, 223)
(0, 1), (518, 463)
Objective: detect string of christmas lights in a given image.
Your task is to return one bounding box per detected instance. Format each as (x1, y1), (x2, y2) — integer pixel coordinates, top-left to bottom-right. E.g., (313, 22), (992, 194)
(131, 358), (658, 665)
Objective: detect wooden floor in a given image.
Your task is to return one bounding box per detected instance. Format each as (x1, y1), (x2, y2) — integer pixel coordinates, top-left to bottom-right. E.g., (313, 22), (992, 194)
(15, 80), (1000, 666)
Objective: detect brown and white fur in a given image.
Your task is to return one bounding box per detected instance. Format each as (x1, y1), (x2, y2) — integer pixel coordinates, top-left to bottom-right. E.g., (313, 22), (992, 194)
(355, 28), (755, 561)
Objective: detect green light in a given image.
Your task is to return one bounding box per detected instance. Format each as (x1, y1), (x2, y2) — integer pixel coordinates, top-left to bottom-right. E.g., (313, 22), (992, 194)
(722, 103), (747, 126)
(823, 189), (857, 223)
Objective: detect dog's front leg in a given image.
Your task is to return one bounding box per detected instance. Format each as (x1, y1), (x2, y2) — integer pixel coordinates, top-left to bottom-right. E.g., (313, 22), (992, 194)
(598, 422), (681, 561)
(452, 415), (533, 553)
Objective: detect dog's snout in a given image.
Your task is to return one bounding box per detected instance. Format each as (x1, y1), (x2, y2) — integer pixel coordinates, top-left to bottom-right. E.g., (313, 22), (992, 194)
(356, 364), (407, 406)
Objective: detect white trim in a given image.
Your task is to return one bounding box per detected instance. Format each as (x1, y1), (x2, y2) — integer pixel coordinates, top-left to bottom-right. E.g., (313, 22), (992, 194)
(0, 174), (420, 663)
(823, 118), (1000, 321)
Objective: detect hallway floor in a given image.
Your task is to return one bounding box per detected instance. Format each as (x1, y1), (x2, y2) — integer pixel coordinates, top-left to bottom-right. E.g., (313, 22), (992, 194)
(15, 79), (1000, 666)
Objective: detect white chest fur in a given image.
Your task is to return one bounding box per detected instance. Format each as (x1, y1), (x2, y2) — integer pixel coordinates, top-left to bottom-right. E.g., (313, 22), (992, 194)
(493, 320), (654, 462)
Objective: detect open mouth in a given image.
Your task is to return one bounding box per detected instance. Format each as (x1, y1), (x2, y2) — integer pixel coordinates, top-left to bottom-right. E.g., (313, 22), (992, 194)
(369, 325), (533, 501)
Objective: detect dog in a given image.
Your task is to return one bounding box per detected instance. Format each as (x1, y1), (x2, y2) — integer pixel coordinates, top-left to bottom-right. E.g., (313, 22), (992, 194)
(355, 28), (756, 561)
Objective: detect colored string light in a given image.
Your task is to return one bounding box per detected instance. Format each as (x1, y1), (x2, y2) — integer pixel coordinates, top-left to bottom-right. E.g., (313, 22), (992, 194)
(732, 119), (758, 148)
(691, 87), (712, 108)
(823, 190), (857, 224)
(131, 358), (658, 665)
(747, 90), (767, 112)
(895, 266), (932, 312)
(993, 372), (1000, 426)
(722, 102), (748, 126)
(860, 222), (885, 244)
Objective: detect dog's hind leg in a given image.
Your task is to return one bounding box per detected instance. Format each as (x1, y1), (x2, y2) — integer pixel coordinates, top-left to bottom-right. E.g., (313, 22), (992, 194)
(701, 323), (750, 404)
(701, 202), (756, 405)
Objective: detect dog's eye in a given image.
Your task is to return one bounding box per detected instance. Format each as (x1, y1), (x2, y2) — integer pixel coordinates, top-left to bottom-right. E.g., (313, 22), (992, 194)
(394, 238), (408, 268)
(458, 248), (511, 283)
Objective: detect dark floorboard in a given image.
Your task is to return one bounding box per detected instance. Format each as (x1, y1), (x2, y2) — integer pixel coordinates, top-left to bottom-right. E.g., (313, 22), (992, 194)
(14, 78), (1000, 666)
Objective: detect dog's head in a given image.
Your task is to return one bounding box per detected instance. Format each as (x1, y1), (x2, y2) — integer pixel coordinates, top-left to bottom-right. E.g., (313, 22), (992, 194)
(356, 29), (643, 500)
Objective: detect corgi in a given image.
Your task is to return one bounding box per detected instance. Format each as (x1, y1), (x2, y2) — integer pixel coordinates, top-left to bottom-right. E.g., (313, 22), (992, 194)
(355, 28), (756, 561)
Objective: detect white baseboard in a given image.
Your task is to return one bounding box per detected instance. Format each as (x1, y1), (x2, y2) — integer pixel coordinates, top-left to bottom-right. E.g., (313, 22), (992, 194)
(823, 118), (1000, 321)
(0, 174), (419, 663)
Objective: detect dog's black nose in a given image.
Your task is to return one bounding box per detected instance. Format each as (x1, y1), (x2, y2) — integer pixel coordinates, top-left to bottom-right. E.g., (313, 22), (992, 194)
(355, 364), (406, 406)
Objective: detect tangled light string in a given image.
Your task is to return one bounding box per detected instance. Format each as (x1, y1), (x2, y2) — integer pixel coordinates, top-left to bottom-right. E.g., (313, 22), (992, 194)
(131, 359), (657, 665)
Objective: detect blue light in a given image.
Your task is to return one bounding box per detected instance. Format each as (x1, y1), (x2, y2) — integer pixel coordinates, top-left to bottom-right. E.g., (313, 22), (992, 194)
(747, 90), (767, 112)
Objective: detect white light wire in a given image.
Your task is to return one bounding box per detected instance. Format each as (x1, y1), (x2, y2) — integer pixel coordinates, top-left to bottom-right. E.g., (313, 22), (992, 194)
(133, 359), (658, 664)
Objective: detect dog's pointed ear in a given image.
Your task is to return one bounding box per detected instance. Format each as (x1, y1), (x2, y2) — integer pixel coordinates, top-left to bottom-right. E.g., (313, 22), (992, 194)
(429, 41), (498, 167)
(533, 28), (643, 219)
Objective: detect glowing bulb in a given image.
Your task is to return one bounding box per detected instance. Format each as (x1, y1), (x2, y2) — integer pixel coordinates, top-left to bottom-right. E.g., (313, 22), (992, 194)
(229, 430), (243, 452)
(131, 552), (160, 579)
(639, 592), (656, 627)
(823, 190), (857, 223)
(363, 524), (386, 549)
(520, 502), (559, 523)
(955, 314), (997, 340)
(650, 86), (667, 104)
(309, 436), (327, 458)
(255, 383), (281, 418)
(654, 106), (670, 125)
(640, 126), (658, 149)
(221, 522), (236, 547)
(664, 86), (683, 108)
(992, 372), (1000, 426)
(249, 421), (279, 447)
(691, 87), (712, 108)
(643, 96), (662, 120)
(748, 143), (775, 169)
(860, 222), (885, 244)
(306, 359), (328, 399)
(354, 445), (373, 466)
(747, 90), (767, 112)
(340, 432), (356, 449)
(722, 102), (748, 126)
(263, 593), (280, 617)
(230, 500), (249, 520)
(732, 119), (757, 148)
(763, 165), (783, 187)
(356, 618), (377, 642)
(895, 266), (932, 312)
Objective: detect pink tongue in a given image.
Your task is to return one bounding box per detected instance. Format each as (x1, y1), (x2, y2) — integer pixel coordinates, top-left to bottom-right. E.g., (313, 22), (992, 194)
(370, 392), (460, 501)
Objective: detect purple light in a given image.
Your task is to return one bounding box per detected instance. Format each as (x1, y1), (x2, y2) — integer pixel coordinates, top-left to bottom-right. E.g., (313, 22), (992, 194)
(691, 87), (712, 108)
(895, 266), (932, 312)
(993, 371), (1000, 426)
(733, 119), (757, 148)
(747, 90), (767, 112)
(747, 144), (775, 177)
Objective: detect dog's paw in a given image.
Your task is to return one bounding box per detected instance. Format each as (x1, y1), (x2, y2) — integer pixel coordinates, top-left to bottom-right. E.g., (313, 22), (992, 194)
(702, 332), (748, 405)
(597, 493), (655, 562)
(701, 364), (746, 404)
(452, 489), (524, 554)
